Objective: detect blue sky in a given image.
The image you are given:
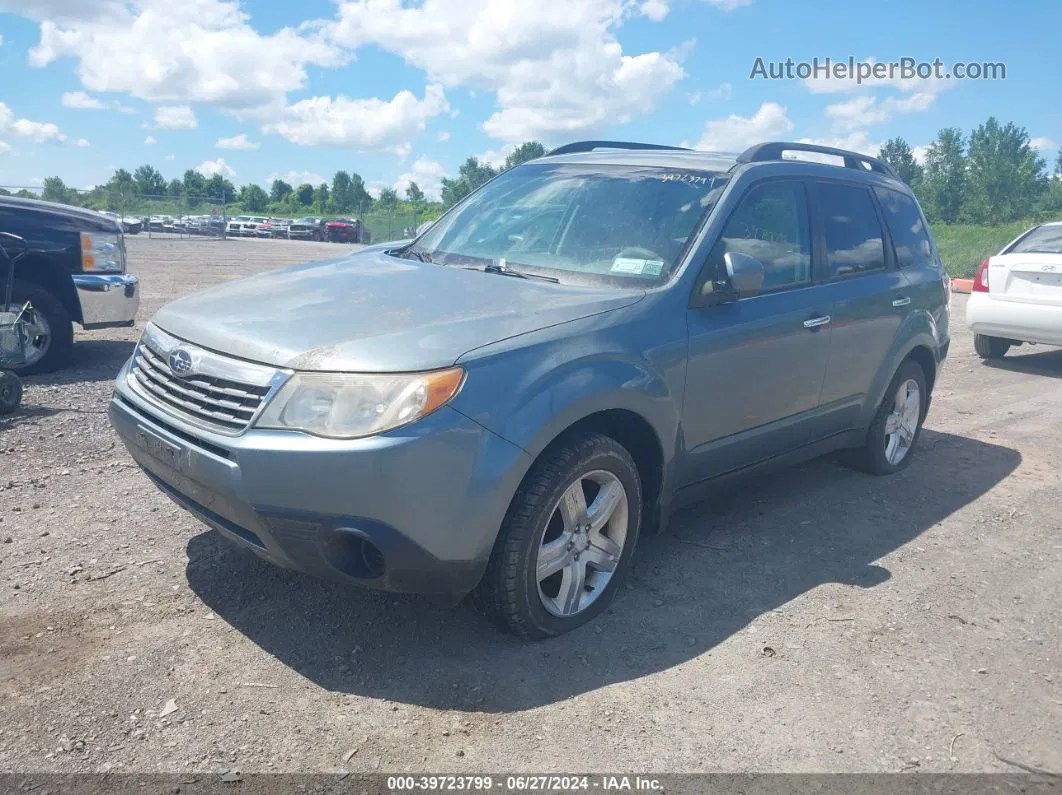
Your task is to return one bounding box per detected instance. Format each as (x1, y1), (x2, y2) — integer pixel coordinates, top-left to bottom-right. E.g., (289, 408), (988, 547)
(0, 0), (1058, 199)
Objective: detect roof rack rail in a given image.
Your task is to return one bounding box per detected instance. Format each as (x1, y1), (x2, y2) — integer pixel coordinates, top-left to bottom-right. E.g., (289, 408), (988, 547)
(735, 141), (898, 179)
(546, 140), (691, 157)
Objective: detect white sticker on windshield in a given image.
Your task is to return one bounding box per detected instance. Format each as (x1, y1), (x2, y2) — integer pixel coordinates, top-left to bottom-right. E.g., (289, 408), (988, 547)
(611, 257), (665, 276)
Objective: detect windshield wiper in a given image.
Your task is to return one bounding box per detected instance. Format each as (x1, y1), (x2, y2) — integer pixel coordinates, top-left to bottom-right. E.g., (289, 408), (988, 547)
(476, 262), (560, 283)
(398, 244), (433, 263)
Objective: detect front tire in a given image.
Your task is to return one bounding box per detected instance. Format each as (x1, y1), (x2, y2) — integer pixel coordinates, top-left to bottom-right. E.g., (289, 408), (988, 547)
(974, 334), (1011, 360)
(846, 360), (928, 476)
(3, 281), (73, 376)
(478, 433), (642, 638)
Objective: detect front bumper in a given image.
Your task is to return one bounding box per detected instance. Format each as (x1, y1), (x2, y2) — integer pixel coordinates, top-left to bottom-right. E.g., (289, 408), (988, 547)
(109, 364), (531, 596)
(966, 292), (1062, 346)
(74, 273), (139, 330)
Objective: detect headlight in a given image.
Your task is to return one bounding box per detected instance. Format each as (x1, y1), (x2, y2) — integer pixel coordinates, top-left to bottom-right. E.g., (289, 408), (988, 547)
(254, 367), (465, 439)
(81, 231), (124, 272)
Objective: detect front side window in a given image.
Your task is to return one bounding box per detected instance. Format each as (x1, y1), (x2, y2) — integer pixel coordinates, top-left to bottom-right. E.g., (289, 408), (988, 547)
(706, 180), (812, 292)
(819, 183), (886, 279)
(874, 187), (934, 268)
(408, 164), (728, 285)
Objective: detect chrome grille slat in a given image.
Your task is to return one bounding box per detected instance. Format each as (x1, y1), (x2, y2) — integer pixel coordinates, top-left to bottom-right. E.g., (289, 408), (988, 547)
(129, 326), (283, 434)
(134, 354), (257, 415)
(139, 346), (267, 402)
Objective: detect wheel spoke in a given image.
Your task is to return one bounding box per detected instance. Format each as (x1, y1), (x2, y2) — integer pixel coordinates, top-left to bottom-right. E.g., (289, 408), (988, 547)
(557, 559), (588, 615)
(884, 414), (901, 435)
(586, 480), (623, 533)
(583, 539), (619, 572)
(558, 481), (588, 532)
(537, 534), (572, 581)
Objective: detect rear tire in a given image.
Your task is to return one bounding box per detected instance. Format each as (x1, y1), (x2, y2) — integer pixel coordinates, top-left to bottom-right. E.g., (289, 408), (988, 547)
(974, 333), (1011, 360)
(845, 360), (928, 476)
(3, 281), (73, 376)
(477, 432), (642, 639)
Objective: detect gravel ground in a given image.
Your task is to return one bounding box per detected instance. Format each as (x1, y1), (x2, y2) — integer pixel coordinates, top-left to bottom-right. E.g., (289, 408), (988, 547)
(1, 236), (1060, 775)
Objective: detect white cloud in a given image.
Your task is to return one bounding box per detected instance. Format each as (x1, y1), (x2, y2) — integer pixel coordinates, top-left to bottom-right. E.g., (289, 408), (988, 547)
(216, 133), (259, 150)
(0, 141), (12, 156)
(692, 102), (793, 152)
(1031, 137), (1058, 152)
(640, 0), (669, 20)
(62, 90), (106, 109)
(144, 135), (157, 145)
(75, 137), (90, 147)
(436, 130), (450, 142)
(165, 154), (176, 161)
(393, 155), (448, 200)
(261, 84), (448, 153)
(705, 0), (752, 8)
(825, 91), (938, 131)
(19, 0), (347, 112)
(61, 90), (135, 113)
(795, 131), (882, 158)
(11, 118), (67, 143)
(328, 0), (687, 144)
(687, 92), (701, 106)
(709, 81), (732, 100)
(365, 180), (388, 199)
(268, 169), (326, 187)
(911, 145), (929, 165)
(196, 157), (235, 178)
(153, 105), (197, 130)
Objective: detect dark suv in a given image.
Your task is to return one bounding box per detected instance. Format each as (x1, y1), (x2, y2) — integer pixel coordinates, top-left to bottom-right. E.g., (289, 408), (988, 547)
(110, 140), (949, 638)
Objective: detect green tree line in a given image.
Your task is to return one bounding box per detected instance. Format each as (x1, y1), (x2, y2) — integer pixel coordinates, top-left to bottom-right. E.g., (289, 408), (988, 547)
(5, 128), (1059, 228)
(3, 141), (549, 219)
(878, 117), (1062, 224)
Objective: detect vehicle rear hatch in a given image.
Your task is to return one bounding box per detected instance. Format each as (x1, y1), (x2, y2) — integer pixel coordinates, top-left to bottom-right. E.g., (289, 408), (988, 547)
(989, 253), (1062, 306)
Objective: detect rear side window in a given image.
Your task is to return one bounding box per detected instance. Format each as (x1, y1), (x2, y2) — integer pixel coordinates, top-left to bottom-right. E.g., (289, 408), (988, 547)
(874, 188), (934, 268)
(708, 181), (812, 291)
(818, 183), (886, 279)
(1007, 225), (1062, 254)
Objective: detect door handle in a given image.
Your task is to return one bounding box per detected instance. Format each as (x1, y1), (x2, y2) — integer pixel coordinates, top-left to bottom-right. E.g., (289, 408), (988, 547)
(892, 297), (911, 307)
(803, 315), (831, 329)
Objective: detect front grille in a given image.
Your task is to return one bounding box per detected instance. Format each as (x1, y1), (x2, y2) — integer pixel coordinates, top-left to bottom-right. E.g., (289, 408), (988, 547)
(131, 339), (271, 433)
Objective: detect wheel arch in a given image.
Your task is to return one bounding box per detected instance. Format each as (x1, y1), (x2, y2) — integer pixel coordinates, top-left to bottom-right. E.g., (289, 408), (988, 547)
(13, 254), (82, 324)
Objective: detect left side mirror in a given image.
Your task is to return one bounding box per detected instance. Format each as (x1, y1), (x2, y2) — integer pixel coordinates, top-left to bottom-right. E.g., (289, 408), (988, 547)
(724, 251), (765, 296)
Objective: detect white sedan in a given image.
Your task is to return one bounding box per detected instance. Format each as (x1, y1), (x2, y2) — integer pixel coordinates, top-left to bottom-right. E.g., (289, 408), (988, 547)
(966, 221), (1062, 359)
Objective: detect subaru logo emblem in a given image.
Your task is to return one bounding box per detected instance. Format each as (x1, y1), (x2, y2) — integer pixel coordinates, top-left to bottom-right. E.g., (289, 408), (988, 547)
(168, 348), (194, 377)
(1042, 264), (1057, 272)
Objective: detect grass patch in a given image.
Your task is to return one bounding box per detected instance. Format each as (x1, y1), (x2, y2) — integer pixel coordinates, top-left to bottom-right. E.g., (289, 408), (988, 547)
(930, 220), (1033, 278)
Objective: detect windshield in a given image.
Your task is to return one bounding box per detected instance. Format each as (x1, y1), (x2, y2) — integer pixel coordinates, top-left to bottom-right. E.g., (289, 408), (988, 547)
(1009, 225), (1062, 255)
(409, 163), (728, 285)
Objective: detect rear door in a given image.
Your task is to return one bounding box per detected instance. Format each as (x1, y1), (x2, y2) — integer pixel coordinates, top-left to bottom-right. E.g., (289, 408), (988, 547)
(990, 225), (1062, 306)
(813, 180), (911, 426)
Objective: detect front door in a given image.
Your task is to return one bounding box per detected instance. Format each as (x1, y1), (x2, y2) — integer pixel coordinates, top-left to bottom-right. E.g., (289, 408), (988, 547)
(682, 179), (833, 486)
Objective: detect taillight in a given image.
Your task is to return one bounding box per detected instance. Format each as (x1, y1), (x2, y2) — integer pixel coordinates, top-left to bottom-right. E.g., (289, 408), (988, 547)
(973, 258), (990, 292)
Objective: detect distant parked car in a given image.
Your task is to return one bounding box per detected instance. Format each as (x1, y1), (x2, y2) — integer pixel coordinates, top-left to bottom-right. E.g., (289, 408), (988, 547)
(226, 215), (251, 237)
(967, 221), (1062, 358)
(288, 217), (326, 241)
(266, 218), (293, 239)
(100, 211), (143, 235)
(325, 218), (367, 244)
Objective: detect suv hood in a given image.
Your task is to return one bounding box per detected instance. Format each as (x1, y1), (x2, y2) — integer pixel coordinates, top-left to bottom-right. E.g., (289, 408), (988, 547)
(151, 250), (644, 372)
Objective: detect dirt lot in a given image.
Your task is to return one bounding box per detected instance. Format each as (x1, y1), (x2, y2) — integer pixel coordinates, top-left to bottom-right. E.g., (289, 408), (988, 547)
(1, 236), (1060, 775)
